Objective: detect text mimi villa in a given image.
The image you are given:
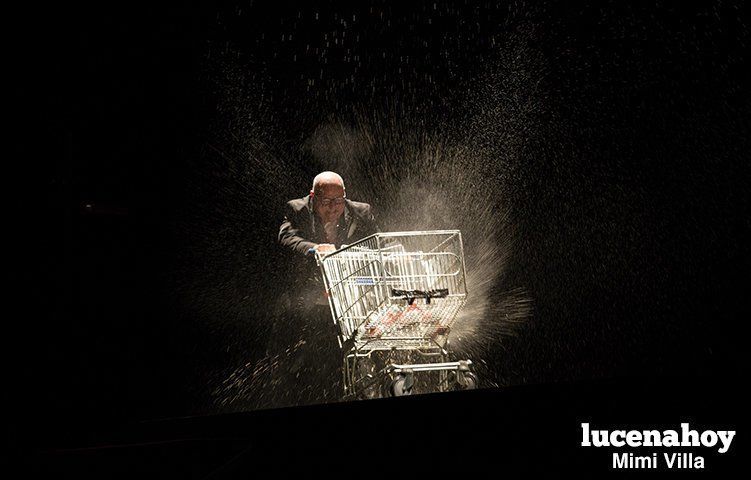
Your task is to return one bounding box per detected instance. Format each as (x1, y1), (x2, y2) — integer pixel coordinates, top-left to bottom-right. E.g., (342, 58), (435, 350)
(581, 423), (736, 470)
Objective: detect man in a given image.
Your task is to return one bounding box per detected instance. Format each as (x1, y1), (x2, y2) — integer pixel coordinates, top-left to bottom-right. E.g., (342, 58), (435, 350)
(276, 171), (378, 403)
(279, 171), (378, 258)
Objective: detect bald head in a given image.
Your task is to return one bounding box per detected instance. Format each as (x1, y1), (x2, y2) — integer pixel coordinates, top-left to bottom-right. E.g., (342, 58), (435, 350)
(312, 171), (345, 192)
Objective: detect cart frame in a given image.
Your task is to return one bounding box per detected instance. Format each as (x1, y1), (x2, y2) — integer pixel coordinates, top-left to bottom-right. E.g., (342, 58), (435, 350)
(316, 230), (476, 398)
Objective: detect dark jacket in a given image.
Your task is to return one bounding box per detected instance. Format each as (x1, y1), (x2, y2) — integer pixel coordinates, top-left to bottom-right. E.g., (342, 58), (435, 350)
(278, 195), (379, 256)
(278, 195), (379, 307)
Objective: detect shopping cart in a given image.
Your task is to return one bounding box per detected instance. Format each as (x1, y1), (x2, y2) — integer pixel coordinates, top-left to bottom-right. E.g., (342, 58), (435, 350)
(316, 230), (477, 399)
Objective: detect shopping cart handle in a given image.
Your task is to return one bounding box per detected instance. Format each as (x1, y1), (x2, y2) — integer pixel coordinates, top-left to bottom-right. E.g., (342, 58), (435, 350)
(309, 245), (342, 257)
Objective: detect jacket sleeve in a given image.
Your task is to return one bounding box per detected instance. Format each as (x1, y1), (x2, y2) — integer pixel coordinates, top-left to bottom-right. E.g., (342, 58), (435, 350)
(279, 202), (317, 256)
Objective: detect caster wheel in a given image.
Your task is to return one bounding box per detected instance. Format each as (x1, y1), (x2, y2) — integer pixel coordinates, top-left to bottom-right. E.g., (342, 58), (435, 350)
(454, 371), (478, 391)
(389, 374), (414, 397)
(356, 374), (381, 400)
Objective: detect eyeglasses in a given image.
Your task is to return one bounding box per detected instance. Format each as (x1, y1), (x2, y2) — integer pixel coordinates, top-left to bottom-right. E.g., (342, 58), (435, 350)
(316, 196), (346, 207)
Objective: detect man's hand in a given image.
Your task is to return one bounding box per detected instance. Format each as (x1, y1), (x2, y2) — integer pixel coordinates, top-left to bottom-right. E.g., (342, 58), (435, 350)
(315, 243), (336, 253)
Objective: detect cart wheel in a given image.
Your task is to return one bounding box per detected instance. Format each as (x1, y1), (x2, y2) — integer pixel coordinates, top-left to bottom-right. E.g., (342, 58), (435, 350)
(390, 374), (413, 397)
(454, 371), (478, 391)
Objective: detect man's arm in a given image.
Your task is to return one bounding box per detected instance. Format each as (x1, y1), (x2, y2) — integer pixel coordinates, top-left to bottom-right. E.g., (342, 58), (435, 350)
(278, 202), (317, 256)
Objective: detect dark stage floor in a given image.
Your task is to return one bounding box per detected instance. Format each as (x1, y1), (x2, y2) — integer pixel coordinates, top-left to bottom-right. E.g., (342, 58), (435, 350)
(17, 375), (747, 476)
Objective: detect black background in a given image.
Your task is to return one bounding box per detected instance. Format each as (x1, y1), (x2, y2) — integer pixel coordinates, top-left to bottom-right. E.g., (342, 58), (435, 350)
(11, 0), (749, 475)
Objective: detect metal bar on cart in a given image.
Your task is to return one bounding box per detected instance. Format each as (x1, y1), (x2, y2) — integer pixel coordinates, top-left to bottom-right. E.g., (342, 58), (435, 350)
(390, 360), (473, 373)
(426, 231), (459, 254)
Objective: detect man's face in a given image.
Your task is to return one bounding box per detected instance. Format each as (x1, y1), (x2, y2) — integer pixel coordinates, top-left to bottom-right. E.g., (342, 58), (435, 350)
(313, 182), (346, 225)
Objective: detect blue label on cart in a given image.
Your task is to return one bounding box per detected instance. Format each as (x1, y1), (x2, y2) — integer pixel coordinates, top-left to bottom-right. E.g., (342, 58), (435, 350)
(354, 277), (376, 285)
